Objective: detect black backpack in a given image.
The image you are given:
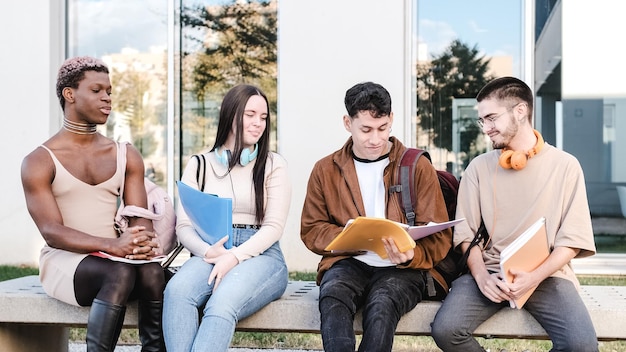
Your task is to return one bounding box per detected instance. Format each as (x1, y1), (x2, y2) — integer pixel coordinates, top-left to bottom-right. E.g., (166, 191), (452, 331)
(390, 148), (487, 300)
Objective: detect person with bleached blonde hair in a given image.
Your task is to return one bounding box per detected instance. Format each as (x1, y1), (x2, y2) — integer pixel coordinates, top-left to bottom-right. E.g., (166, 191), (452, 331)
(21, 56), (165, 351)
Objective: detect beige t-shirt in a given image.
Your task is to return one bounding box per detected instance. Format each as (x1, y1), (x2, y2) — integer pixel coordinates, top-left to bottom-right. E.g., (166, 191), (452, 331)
(454, 143), (596, 286)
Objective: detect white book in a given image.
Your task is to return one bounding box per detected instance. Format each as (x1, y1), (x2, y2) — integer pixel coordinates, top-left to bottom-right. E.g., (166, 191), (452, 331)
(89, 251), (167, 265)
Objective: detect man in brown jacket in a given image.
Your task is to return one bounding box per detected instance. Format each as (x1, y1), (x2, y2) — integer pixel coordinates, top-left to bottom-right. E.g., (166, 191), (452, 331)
(301, 81), (452, 352)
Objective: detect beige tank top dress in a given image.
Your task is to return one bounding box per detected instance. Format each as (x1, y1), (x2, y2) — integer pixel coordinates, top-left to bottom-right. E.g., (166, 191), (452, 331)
(38, 143), (125, 306)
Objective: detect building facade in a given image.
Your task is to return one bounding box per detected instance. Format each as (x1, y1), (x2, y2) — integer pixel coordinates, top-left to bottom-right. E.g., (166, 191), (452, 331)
(1, 0), (624, 270)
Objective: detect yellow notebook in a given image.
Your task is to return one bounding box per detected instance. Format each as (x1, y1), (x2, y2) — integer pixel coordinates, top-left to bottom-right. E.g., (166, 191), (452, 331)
(325, 217), (416, 259)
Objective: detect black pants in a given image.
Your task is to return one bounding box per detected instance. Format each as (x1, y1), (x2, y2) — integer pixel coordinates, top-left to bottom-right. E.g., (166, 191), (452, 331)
(318, 258), (425, 352)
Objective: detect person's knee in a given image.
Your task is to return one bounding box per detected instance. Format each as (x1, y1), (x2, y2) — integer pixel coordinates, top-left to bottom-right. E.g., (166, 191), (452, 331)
(109, 262), (136, 281)
(95, 263), (137, 304)
(163, 277), (186, 300)
(319, 284), (356, 315)
(104, 263), (136, 290)
(320, 279), (355, 302)
(202, 299), (238, 321)
(140, 262), (164, 278)
(318, 293), (342, 308)
(431, 312), (459, 345)
(137, 264), (165, 299)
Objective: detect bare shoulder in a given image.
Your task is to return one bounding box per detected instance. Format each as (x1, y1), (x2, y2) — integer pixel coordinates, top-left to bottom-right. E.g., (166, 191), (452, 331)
(21, 145), (55, 189)
(123, 142), (147, 171)
(22, 145), (53, 174)
(124, 143), (144, 161)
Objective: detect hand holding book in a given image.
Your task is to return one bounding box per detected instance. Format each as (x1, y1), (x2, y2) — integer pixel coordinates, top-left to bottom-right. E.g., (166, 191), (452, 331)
(499, 217), (549, 309)
(324, 217), (463, 260)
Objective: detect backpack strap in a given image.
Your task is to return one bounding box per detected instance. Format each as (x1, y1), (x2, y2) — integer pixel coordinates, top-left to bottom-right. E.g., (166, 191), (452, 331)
(117, 142), (129, 202)
(457, 220), (489, 272)
(163, 154), (206, 270)
(193, 154), (207, 192)
(391, 148), (430, 226)
(390, 147), (452, 299)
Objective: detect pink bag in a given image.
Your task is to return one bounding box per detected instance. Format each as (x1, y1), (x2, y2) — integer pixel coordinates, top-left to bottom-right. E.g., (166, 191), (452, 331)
(114, 142), (177, 255)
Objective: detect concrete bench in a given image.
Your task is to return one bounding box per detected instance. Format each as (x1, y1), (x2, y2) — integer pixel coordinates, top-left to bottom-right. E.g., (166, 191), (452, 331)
(1, 276), (625, 351)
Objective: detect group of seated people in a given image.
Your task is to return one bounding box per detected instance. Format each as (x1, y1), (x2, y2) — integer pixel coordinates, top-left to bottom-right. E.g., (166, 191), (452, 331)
(20, 56), (598, 352)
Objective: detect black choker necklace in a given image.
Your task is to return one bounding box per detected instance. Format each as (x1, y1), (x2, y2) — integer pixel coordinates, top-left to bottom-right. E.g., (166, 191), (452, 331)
(63, 118), (97, 135)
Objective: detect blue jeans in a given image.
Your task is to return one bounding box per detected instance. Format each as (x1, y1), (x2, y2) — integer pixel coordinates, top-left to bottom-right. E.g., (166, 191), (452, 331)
(318, 258), (426, 352)
(431, 274), (598, 352)
(162, 228), (288, 352)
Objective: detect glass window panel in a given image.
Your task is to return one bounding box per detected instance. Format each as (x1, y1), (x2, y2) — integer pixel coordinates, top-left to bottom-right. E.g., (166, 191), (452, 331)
(180, 0), (278, 165)
(67, 0), (278, 185)
(67, 0), (169, 187)
(607, 99), (626, 183)
(415, 0), (523, 177)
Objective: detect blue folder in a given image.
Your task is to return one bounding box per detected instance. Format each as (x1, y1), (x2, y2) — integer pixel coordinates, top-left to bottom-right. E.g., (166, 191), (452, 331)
(176, 181), (233, 249)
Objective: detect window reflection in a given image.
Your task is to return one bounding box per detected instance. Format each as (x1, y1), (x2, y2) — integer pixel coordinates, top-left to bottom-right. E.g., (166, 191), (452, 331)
(67, 0), (279, 185)
(180, 0), (278, 163)
(67, 0), (169, 185)
(416, 0), (522, 177)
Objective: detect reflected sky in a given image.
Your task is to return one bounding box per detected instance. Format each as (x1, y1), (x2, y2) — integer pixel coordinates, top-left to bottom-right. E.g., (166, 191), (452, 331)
(69, 0), (522, 68)
(418, 0), (522, 61)
(68, 0), (167, 57)
(68, 0), (272, 57)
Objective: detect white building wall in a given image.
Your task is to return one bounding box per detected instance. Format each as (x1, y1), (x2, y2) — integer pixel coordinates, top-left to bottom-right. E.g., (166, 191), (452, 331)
(1, 1), (64, 266)
(561, 0), (626, 195)
(278, 0), (412, 271)
(562, 0), (626, 99)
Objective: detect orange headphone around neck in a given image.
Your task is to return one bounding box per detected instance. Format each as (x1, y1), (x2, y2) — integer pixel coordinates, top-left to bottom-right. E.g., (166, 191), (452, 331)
(498, 129), (545, 170)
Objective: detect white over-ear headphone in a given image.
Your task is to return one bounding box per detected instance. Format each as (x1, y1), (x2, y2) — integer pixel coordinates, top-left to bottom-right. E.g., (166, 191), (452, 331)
(216, 144), (259, 166)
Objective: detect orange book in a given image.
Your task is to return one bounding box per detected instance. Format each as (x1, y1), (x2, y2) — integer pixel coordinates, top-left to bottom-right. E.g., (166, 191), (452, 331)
(325, 217), (462, 260)
(499, 217), (550, 309)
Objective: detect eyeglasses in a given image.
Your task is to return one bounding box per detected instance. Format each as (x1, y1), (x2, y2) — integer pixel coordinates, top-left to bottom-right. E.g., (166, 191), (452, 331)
(476, 103), (524, 128)
(476, 110), (508, 128)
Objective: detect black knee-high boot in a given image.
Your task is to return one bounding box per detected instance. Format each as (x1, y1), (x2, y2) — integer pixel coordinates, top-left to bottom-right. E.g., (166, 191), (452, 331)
(138, 300), (165, 352)
(86, 298), (126, 352)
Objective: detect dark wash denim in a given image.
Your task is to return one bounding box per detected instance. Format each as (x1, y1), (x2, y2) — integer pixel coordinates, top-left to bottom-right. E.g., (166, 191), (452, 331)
(431, 274), (599, 352)
(318, 258), (426, 352)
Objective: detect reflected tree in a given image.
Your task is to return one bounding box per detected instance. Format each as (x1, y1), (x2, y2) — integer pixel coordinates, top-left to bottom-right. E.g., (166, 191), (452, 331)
(180, 0), (277, 152)
(109, 65), (158, 157)
(416, 39), (494, 167)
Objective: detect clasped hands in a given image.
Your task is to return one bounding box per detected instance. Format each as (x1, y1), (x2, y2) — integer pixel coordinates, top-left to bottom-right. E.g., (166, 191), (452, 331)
(118, 225), (159, 260)
(477, 269), (537, 304)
